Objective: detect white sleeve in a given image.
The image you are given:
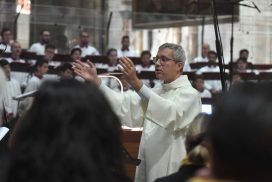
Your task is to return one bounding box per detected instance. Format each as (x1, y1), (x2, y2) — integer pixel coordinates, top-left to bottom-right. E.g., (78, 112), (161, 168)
(99, 83), (145, 127)
(139, 86), (202, 132)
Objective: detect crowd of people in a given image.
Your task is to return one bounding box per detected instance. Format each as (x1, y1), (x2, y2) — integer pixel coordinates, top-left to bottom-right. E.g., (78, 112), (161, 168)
(0, 26), (271, 182)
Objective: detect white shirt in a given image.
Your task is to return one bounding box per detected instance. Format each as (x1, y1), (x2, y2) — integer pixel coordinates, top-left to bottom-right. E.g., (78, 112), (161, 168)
(194, 56), (208, 63)
(5, 57), (25, 63)
(136, 65), (156, 88)
(100, 75), (201, 182)
(18, 75), (42, 116)
(29, 42), (45, 55)
(197, 66), (222, 91)
(199, 89), (212, 98)
(2, 79), (21, 116)
(74, 45), (99, 57)
(117, 49), (137, 58)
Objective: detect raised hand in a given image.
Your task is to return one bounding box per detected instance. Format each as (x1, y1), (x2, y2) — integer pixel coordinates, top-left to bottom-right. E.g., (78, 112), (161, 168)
(119, 57), (143, 91)
(72, 59), (101, 86)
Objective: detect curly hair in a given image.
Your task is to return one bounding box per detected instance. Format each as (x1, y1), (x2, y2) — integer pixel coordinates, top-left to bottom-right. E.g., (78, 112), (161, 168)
(4, 79), (131, 182)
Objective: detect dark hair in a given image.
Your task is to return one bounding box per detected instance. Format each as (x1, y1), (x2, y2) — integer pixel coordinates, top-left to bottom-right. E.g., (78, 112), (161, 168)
(239, 49), (249, 55)
(45, 44), (55, 50)
(58, 63), (72, 73)
(207, 82), (272, 181)
(1, 28), (11, 37)
(121, 35), (129, 42)
(70, 48), (82, 55)
(34, 59), (48, 71)
(5, 79), (130, 182)
(140, 50), (151, 58)
(40, 29), (50, 36)
(193, 74), (204, 82)
(106, 48), (117, 56)
(0, 59), (9, 67)
(208, 50), (217, 58)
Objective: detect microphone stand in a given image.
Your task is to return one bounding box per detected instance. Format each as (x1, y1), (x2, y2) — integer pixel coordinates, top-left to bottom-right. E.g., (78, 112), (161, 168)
(229, 0), (261, 85)
(211, 0), (226, 92)
(13, 4), (24, 41)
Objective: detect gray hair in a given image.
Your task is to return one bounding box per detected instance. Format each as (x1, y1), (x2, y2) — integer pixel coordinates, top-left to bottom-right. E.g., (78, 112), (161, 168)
(159, 43), (186, 64)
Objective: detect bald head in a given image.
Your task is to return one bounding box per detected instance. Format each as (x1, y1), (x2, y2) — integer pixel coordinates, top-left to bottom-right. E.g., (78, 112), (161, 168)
(201, 43), (210, 57)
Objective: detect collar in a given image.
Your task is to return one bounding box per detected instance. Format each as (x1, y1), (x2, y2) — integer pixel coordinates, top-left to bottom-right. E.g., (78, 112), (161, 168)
(121, 47), (129, 51)
(162, 75), (191, 90)
(80, 44), (89, 48)
(34, 73), (43, 79)
(141, 63), (151, 68)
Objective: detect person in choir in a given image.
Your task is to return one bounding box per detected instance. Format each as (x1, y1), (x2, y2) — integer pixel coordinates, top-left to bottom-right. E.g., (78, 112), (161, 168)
(117, 35), (137, 58)
(18, 59), (49, 115)
(0, 28), (12, 53)
(58, 63), (73, 79)
(192, 75), (212, 98)
(29, 29), (54, 55)
(73, 30), (99, 57)
(106, 48), (118, 71)
(155, 113), (210, 182)
(43, 44), (59, 67)
(136, 50), (154, 72)
(197, 51), (221, 93)
(0, 68), (6, 125)
(70, 47), (82, 62)
(4, 79), (131, 182)
(239, 49), (249, 61)
(5, 41), (25, 63)
(73, 43), (202, 182)
(194, 43), (210, 63)
(136, 50), (155, 88)
(190, 82), (272, 182)
(235, 57), (249, 73)
(0, 59), (21, 121)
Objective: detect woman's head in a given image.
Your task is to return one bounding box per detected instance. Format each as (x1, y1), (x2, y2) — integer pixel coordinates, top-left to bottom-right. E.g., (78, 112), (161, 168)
(207, 82), (272, 181)
(7, 79), (129, 182)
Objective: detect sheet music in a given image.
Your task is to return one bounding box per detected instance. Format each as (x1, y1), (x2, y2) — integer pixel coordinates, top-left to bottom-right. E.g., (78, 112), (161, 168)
(0, 127), (9, 141)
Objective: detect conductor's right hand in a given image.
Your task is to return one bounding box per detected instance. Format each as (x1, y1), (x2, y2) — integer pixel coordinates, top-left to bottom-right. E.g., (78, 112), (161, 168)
(73, 59), (101, 86)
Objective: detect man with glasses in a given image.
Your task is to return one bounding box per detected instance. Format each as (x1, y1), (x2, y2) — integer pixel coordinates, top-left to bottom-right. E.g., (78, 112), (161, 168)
(73, 43), (201, 182)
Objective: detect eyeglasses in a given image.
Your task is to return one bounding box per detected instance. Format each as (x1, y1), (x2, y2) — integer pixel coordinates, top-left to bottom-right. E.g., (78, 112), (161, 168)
(152, 56), (174, 64)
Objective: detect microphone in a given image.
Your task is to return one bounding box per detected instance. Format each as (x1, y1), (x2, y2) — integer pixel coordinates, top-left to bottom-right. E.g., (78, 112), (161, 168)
(252, 2), (261, 13)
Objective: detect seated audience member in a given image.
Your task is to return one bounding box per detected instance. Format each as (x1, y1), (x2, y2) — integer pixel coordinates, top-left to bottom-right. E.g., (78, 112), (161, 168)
(0, 60), (21, 121)
(117, 35), (137, 57)
(197, 51), (221, 93)
(189, 82), (272, 182)
(29, 29), (54, 55)
(194, 43), (210, 63)
(73, 30), (99, 57)
(5, 41), (25, 63)
(231, 72), (243, 86)
(136, 50), (156, 88)
(4, 79), (131, 182)
(239, 49), (249, 61)
(155, 113), (210, 182)
(0, 28), (12, 52)
(70, 47), (82, 62)
(192, 75), (212, 98)
(58, 63), (73, 79)
(18, 59), (49, 115)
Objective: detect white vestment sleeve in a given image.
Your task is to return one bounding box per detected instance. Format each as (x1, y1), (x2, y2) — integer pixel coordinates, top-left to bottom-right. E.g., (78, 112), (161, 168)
(139, 85), (201, 132)
(99, 83), (145, 127)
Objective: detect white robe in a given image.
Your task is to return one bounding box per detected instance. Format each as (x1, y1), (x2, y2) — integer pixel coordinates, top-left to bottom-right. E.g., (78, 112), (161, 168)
(2, 79), (21, 116)
(99, 75), (201, 182)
